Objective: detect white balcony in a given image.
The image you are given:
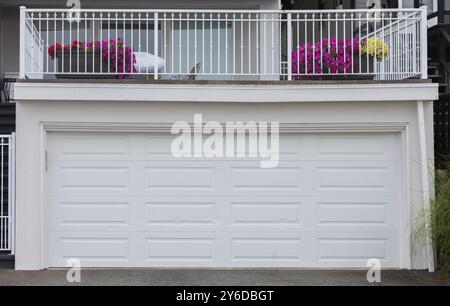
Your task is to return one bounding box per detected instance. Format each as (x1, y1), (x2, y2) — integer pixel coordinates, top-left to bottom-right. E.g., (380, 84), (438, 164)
(20, 7), (429, 81)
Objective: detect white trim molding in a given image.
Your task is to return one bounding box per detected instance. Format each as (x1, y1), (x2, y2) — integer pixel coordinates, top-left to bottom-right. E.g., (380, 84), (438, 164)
(41, 121), (409, 133)
(15, 81), (439, 103)
(417, 100), (435, 272)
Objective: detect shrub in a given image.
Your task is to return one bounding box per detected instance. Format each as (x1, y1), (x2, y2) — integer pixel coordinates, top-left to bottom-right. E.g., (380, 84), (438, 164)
(414, 157), (450, 276)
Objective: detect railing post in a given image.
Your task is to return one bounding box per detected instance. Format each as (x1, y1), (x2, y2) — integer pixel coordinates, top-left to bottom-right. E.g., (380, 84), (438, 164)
(287, 13), (292, 81)
(19, 6), (26, 79)
(154, 12), (159, 80)
(420, 6), (428, 79)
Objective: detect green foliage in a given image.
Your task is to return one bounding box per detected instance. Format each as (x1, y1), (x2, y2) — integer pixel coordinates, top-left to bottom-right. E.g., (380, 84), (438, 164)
(414, 157), (450, 276)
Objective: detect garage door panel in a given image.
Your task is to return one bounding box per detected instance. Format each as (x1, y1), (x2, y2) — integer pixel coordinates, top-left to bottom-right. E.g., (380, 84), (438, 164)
(140, 231), (223, 266)
(225, 161), (305, 197)
(315, 197), (399, 231)
(48, 161), (136, 196)
(145, 165), (217, 191)
(231, 238), (302, 262)
(314, 134), (390, 160)
(229, 166), (302, 190)
(312, 161), (400, 197)
(145, 199), (218, 227)
(48, 232), (133, 267)
(317, 203), (387, 227)
(229, 199), (302, 228)
(144, 237), (216, 262)
(227, 231), (304, 266)
(313, 232), (399, 268)
(48, 133), (132, 161)
(48, 196), (137, 232)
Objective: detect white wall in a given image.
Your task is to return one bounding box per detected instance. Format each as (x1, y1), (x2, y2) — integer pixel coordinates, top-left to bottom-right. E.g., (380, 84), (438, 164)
(14, 83), (435, 270)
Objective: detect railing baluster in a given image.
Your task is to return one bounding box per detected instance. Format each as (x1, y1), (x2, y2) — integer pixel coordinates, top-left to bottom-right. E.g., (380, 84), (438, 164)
(107, 12), (110, 75)
(373, 11), (377, 77)
(232, 13), (235, 76)
(271, 13), (274, 76)
(320, 13), (323, 75)
(154, 12), (159, 80)
(210, 13), (213, 76)
(297, 13), (301, 77)
(287, 13), (292, 81)
(304, 13), (307, 76)
(342, 13), (346, 75)
(85, 13), (88, 74)
(99, 12), (103, 74)
(381, 12), (385, 80)
(46, 12), (49, 75)
(93, 12), (96, 74)
(350, 13), (354, 74)
(178, 13), (182, 76)
(130, 12), (134, 76)
(389, 12), (393, 80)
(171, 13), (174, 76)
(254, 13), (259, 76)
(77, 12), (81, 74)
(38, 13), (42, 76)
(247, 13), (251, 76)
(202, 13), (205, 76)
(187, 13), (190, 75)
(225, 13), (228, 76)
(328, 13), (331, 75)
(164, 13), (167, 77)
(358, 13), (361, 75)
(115, 13), (118, 75)
(195, 13), (198, 76)
(366, 12), (370, 76)
(312, 13), (315, 75)
(240, 13), (243, 75)
(218, 13), (221, 75)
(145, 12), (149, 75)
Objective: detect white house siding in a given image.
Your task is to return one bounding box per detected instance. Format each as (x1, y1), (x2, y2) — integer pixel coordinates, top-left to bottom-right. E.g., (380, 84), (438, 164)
(13, 81), (436, 270)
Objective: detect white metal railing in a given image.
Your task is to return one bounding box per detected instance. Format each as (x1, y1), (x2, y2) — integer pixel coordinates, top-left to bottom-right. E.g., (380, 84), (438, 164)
(0, 134), (15, 254)
(19, 7), (428, 81)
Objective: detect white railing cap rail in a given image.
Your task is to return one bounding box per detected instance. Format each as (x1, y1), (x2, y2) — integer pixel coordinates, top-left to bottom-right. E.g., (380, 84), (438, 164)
(21, 6), (425, 14)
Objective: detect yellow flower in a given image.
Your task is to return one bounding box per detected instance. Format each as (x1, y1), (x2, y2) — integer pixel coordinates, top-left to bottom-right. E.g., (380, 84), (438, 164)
(361, 37), (389, 61)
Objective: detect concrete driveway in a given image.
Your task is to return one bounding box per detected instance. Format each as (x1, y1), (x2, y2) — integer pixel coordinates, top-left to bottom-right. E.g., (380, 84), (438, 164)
(0, 269), (448, 286)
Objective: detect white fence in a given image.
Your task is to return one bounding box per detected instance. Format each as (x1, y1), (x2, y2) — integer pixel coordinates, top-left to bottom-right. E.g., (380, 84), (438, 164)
(20, 7), (428, 81)
(0, 134), (15, 254)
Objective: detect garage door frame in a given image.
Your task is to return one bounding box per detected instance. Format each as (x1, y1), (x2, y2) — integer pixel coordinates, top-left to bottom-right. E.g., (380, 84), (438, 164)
(39, 121), (412, 269)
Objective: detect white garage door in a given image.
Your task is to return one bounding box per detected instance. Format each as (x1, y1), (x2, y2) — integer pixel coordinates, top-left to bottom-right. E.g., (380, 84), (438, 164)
(47, 131), (402, 268)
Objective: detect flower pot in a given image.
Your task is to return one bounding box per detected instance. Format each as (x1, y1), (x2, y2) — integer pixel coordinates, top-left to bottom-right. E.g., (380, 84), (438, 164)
(54, 50), (114, 79)
(353, 54), (376, 80)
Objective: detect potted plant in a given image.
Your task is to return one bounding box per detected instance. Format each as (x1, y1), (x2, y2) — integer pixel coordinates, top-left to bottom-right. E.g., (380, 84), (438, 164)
(357, 37), (390, 78)
(291, 37), (360, 80)
(48, 38), (136, 79)
(291, 36), (389, 81)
